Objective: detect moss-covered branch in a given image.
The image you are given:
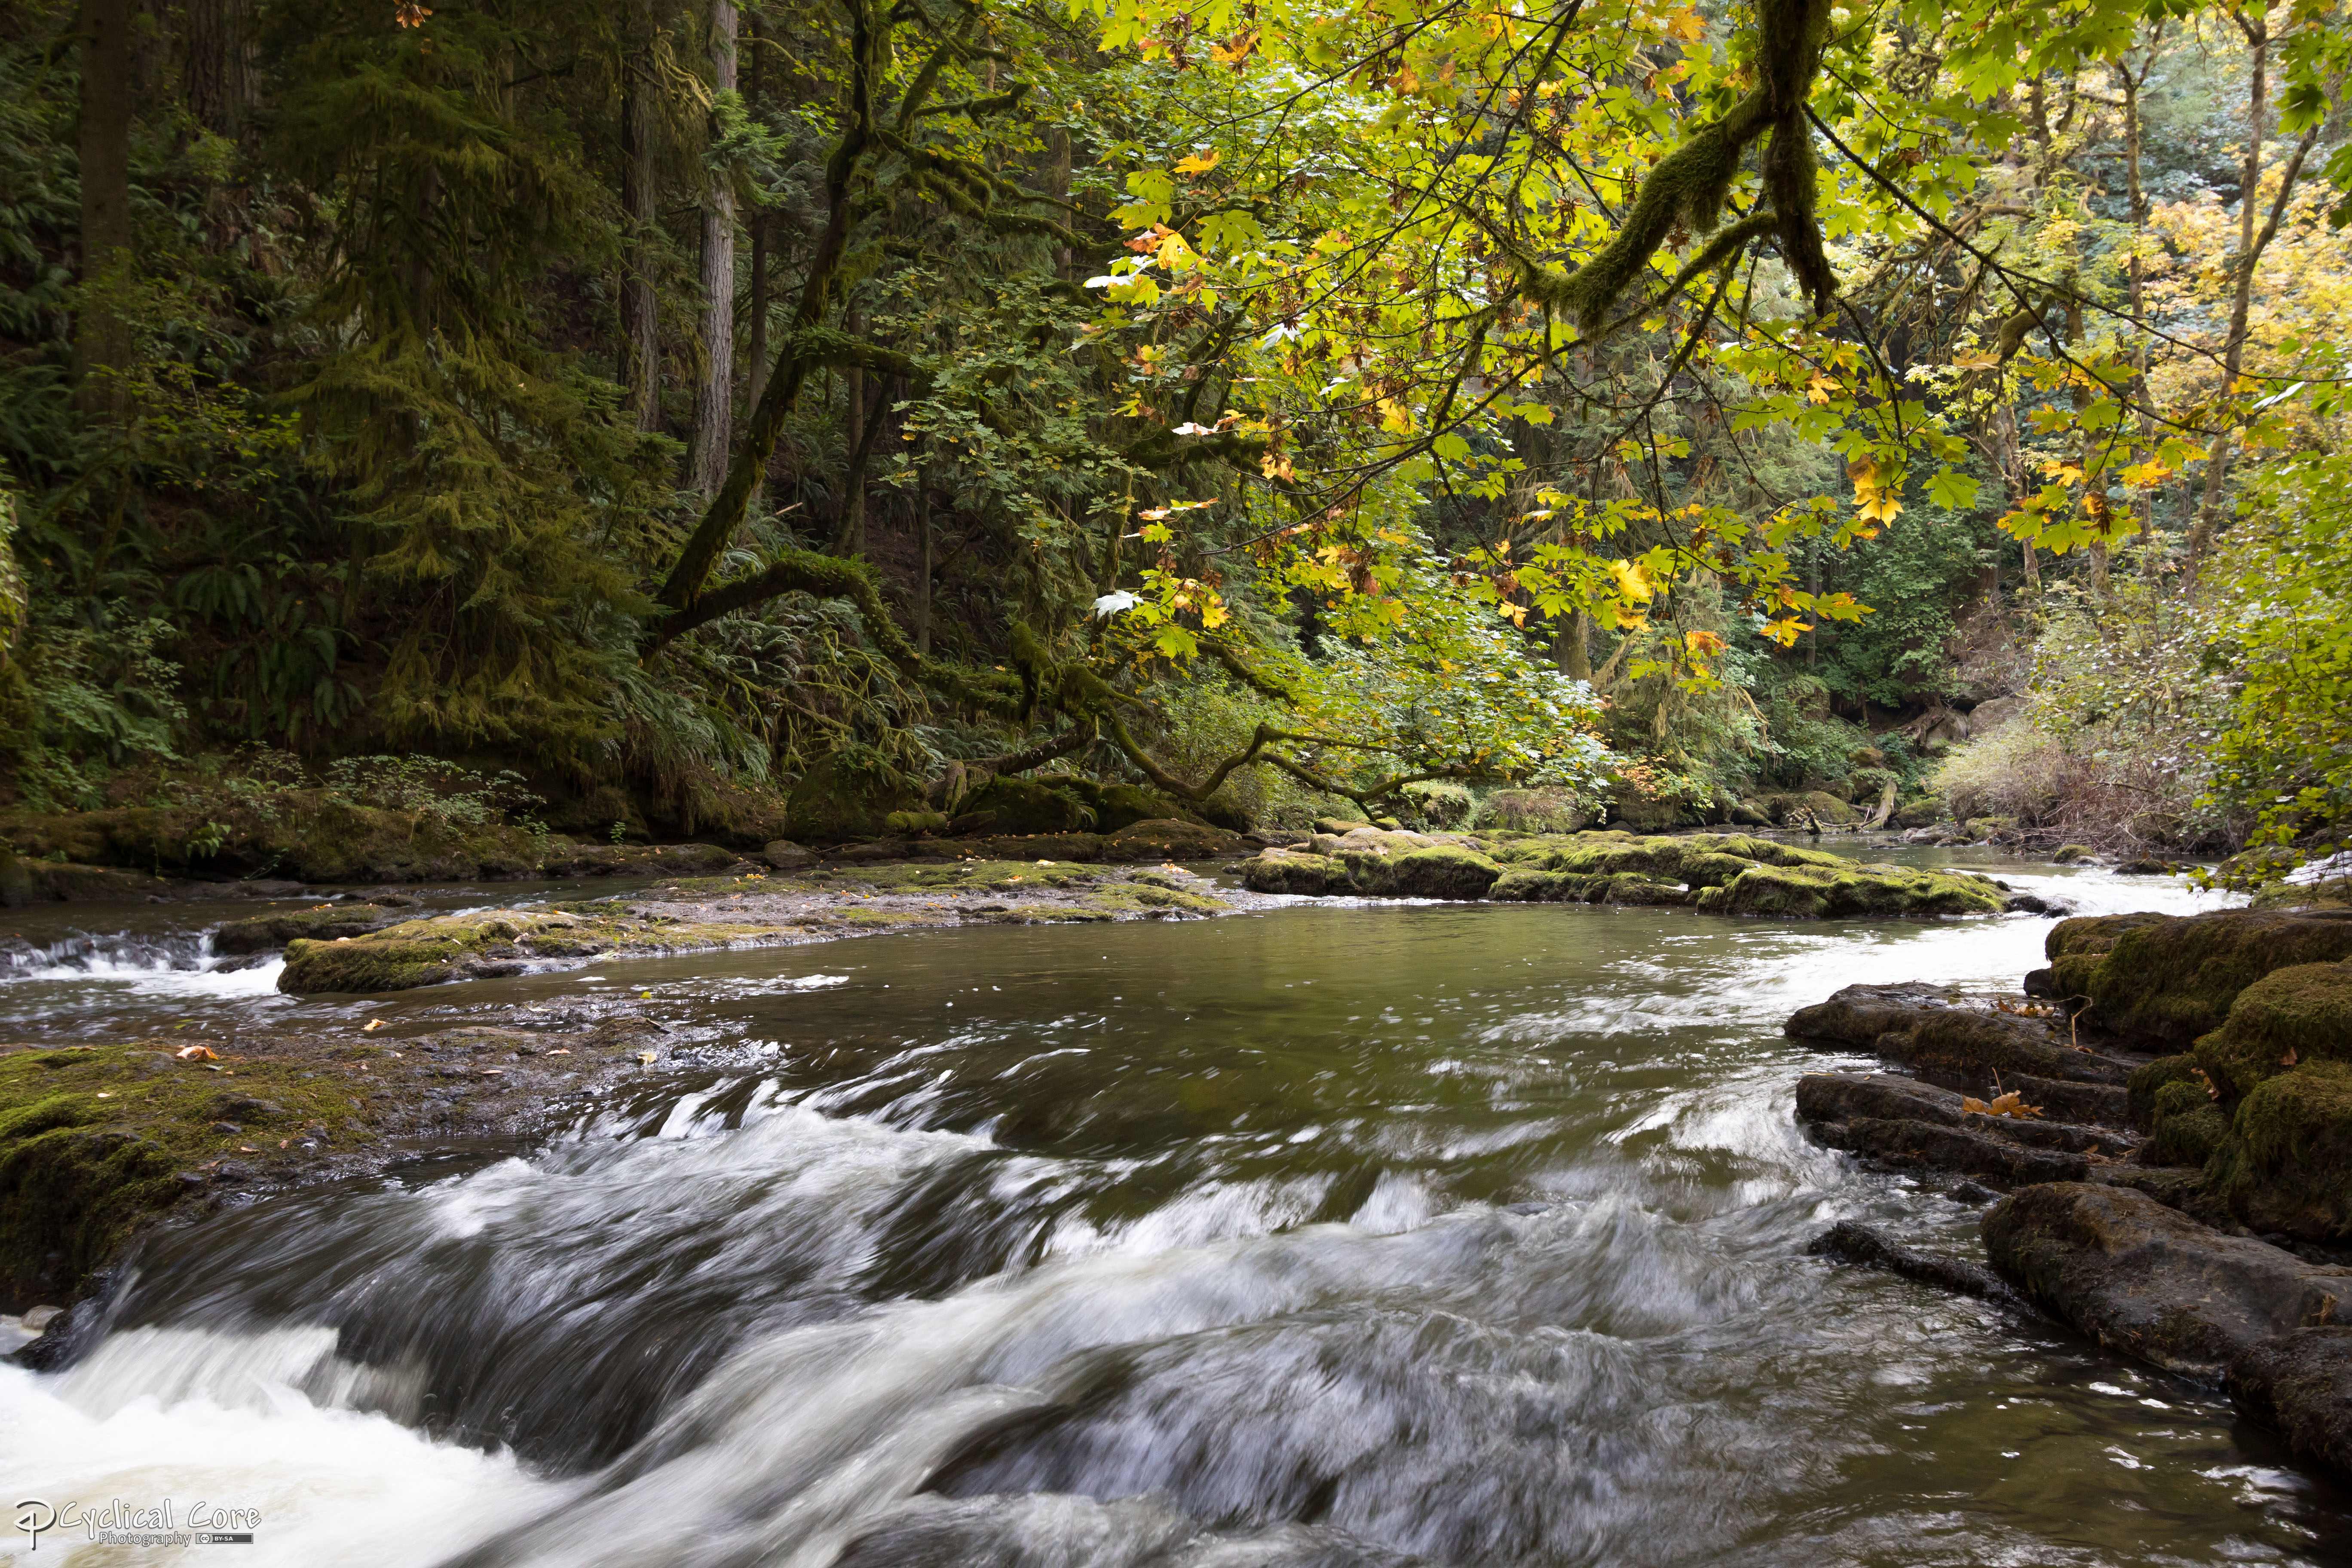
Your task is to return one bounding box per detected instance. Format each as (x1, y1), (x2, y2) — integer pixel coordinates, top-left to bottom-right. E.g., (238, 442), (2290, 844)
(1503, 0), (1833, 327)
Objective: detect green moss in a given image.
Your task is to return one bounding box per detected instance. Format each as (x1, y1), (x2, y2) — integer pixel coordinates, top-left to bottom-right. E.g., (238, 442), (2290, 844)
(2149, 1103), (2232, 1167)
(2127, 1054), (2202, 1132)
(279, 904), (772, 993)
(2208, 1060), (2352, 1241)
(0, 1041), (385, 1299)
(2196, 962), (2352, 1099)
(1487, 869), (1596, 902)
(784, 749), (928, 844)
(953, 775), (1096, 835)
(1384, 846), (1503, 899)
(2057, 910), (2352, 1048)
(2053, 844), (2097, 864)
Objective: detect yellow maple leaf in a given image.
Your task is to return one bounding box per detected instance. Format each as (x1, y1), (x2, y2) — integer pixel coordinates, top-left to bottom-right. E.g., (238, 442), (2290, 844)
(1173, 147), (1220, 175)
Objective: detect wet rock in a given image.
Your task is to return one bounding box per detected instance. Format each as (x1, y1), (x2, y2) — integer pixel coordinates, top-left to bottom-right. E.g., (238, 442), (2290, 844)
(1788, 983), (2140, 1088)
(762, 839), (813, 870)
(1795, 1074), (2098, 1184)
(1809, 1220), (2028, 1308)
(1981, 1182), (2352, 1375)
(2229, 1326), (2352, 1479)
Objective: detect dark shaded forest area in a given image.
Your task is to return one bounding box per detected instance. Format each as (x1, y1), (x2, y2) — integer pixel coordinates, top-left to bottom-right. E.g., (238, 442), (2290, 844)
(3, 0), (2348, 888)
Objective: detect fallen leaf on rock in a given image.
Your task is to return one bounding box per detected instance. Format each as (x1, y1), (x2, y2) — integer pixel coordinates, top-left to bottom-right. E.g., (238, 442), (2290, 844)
(1962, 1090), (2044, 1119)
(364, 1019), (388, 1032)
(176, 1045), (218, 1061)
(548, 1048), (571, 1055)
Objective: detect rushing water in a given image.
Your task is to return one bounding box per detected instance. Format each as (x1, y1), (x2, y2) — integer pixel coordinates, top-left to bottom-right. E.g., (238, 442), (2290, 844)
(5, 848), (2346, 1567)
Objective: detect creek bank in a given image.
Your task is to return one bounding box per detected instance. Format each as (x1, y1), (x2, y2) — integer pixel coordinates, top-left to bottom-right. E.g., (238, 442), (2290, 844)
(1, 1011), (678, 1327)
(277, 857), (1234, 995)
(0, 810), (1251, 904)
(1243, 826), (2021, 918)
(1789, 902), (2352, 1485)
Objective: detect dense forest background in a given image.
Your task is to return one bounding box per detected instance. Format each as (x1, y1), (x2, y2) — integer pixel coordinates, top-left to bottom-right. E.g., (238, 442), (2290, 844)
(2, 0), (2348, 885)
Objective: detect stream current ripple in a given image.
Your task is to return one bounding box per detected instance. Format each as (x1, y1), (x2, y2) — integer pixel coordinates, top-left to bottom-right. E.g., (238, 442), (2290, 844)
(6, 852), (2346, 1567)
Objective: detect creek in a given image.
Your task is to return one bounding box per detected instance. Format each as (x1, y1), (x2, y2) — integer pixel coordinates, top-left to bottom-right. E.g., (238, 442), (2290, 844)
(4, 847), (2346, 1566)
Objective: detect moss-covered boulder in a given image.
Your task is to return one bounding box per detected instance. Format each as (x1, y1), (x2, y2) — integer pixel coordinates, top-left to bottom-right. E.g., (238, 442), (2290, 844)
(2126, 1053), (2202, 1133)
(1607, 785), (1693, 832)
(1249, 829), (2004, 919)
(1479, 789), (1591, 834)
(2208, 1061), (2352, 1240)
(1694, 860), (2005, 919)
(1102, 819), (1244, 861)
(781, 750), (931, 844)
(1891, 796), (1948, 829)
(1384, 845), (1503, 899)
(1240, 848), (1336, 895)
(2046, 908), (2352, 1048)
(951, 775), (1097, 836)
(2145, 1078), (2231, 1166)
(2194, 961), (2352, 1099)
(1060, 780), (1192, 834)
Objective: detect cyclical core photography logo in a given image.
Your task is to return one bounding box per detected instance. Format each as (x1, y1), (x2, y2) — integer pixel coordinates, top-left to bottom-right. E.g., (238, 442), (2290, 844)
(15, 1497), (259, 1550)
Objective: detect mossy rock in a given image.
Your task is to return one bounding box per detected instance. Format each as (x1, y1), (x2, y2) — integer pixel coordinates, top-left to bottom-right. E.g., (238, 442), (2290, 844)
(1102, 819), (1244, 861)
(783, 750), (928, 844)
(281, 936), (466, 994)
(2050, 909), (2352, 1049)
(1608, 785), (1692, 832)
(1695, 861), (2003, 919)
(1479, 789), (1591, 834)
(1757, 791), (1860, 827)
(1384, 846), (1502, 899)
(1487, 869), (1597, 903)
(2127, 1054), (2202, 1133)
(1312, 816), (1374, 836)
(1597, 872), (1690, 906)
(2053, 844), (2098, 865)
(1240, 848), (1335, 896)
(952, 775), (1097, 836)
(1059, 781), (1193, 834)
(2208, 1060), (2352, 1241)
(1891, 796), (1948, 830)
(2195, 961), (2352, 1100)
(0, 1037), (436, 1301)
(1194, 794), (1253, 832)
(2145, 1078), (2231, 1166)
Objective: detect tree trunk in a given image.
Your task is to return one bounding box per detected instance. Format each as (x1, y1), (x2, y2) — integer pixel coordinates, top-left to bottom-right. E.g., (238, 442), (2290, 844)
(914, 490), (933, 655)
(2122, 35), (2158, 563)
(74, 0), (135, 420)
(1555, 609), (1591, 681)
(2192, 1), (2270, 572)
(742, 9), (768, 396)
(183, 0), (252, 138)
(687, 0), (738, 499)
(619, 0), (660, 432)
(836, 308), (867, 553)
